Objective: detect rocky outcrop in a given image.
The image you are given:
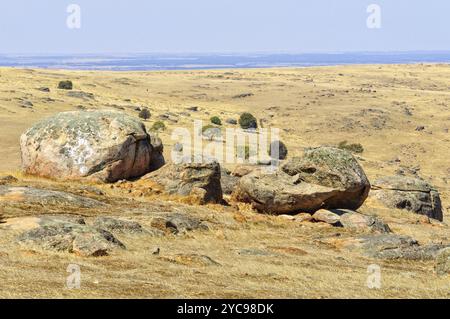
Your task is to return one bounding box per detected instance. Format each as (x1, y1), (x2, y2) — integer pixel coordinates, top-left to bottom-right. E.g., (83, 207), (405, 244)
(0, 186), (103, 208)
(20, 110), (164, 183)
(370, 175), (443, 221)
(233, 147), (370, 214)
(16, 217), (125, 257)
(341, 234), (449, 260)
(143, 159), (223, 204)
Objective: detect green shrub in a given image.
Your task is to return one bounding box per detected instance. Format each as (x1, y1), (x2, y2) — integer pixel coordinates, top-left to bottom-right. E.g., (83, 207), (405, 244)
(210, 116), (222, 126)
(138, 108), (151, 120)
(239, 112), (257, 129)
(151, 121), (166, 132)
(337, 141), (364, 154)
(58, 80), (73, 90)
(269, 140), (288, 160)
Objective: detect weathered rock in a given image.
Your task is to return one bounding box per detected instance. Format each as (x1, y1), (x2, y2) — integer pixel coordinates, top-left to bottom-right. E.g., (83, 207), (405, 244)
(233, 147), (370, 214)
(435, 248), (450, 276)
(93, 217), (144, 233)
(20, 110), (164, 183)
(339, 211), (391, 233)
(17, 218), (125, 257)
(371, 175), (443, 221)
(343, 233), (449, 260)
(0, 186), (103, 208)
(151, 213), (209, 234)
(312, 209), (341, 225)
(143, 160), (223, 204)
(226, 118), (237, 125)
(221, 168), (240, 195)
(280, 147), (370, 210)
(231, 165), (258, 177)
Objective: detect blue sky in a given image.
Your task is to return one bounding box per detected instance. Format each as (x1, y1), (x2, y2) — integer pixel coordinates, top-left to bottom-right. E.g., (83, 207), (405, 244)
(0, 0), (449, 54)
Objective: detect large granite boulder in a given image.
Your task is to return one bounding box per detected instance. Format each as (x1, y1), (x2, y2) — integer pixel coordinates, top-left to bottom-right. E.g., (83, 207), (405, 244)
(20, 110), (164, 183)
(370, 175), (443, 221)
(233, 147), (370, 214)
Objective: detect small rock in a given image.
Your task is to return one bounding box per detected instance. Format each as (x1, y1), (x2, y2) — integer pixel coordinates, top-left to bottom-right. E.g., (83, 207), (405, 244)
(339, 211), (391, 233)
(293, 213), (313, 223)
(312, 209), (341, 225)
(226, 118), (237, 125)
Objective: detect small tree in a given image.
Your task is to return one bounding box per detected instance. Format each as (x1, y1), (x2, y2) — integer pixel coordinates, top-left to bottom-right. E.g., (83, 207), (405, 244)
(338, 141), (364, 154)
(58, 80), (73, 90)
(151, 121), (166, 132)
(239, 112), (257, 129)
(269, 140), (288, 160)
(210, 116), (222, 126)
(138, 108), (151, 120)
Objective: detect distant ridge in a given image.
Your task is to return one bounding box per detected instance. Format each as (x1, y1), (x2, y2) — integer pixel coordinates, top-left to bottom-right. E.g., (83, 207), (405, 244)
(0, 52), (449, 71)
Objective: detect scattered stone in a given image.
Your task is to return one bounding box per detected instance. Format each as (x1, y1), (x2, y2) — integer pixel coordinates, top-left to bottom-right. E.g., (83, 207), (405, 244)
(186, 106), (199, 112)
(220, 168), (240, 195)
(37, 87), (50, 92)
(371, 175), (443, 221)
(233, 93), (254, 99)
(0, 186), (104, 208)
(312, 209), (341, 225)
(20, 110), (164, 183)
(19, 100), (33, 108)
(344, 234), (449, 260)
(415, 126), (425, 131)
(17, 218), (125, 257)
(151, 213), (209, 234)
(231, 165), (257, 177)
(173, 142), (184, 153)
(339, 211), (391, 233)
(225, 118), (237, 125)
(66, 91), (94, 100)
(233, 147), (370, 214)
(143, 159), (223, 204)
(435, 248), (450, 276)
(93, 217), (144, 233)
(293, 213), (313, 223)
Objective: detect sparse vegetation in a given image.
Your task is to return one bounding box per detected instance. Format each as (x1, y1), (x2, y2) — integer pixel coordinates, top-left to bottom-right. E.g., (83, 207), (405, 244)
(269, 140), (288, 160)
(151, 121), (166, 132)
(210, 116), (222, 126)
(239, 112), (257, 129)
(58, 80), (73, 90)
(138, 108), (151, 120)
(337, 141), (364, 154)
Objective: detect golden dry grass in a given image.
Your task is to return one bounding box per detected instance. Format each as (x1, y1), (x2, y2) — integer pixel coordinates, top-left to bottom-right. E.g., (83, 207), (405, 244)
(0, 64), (449, 298)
